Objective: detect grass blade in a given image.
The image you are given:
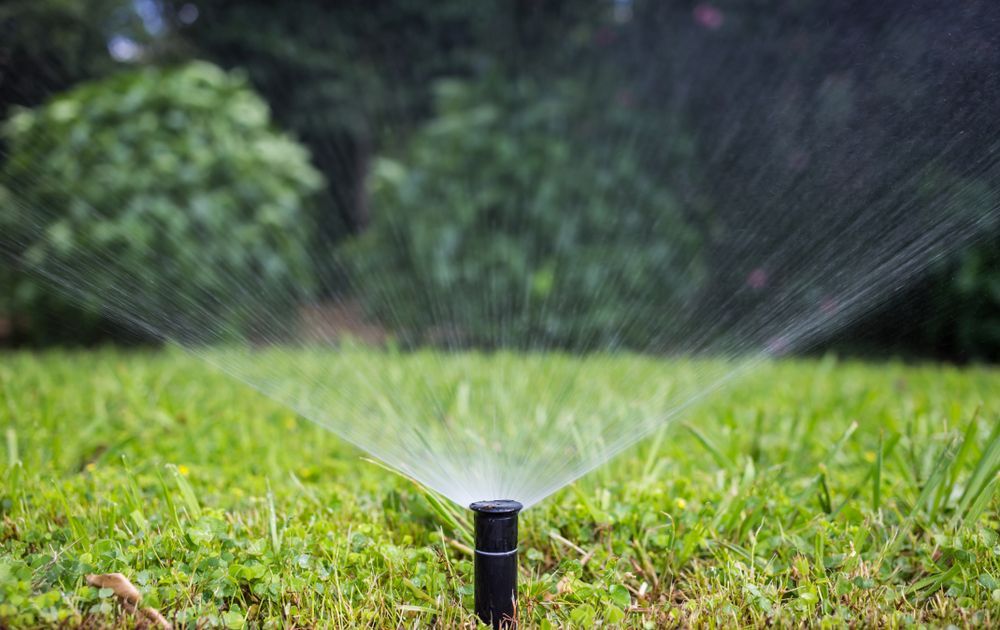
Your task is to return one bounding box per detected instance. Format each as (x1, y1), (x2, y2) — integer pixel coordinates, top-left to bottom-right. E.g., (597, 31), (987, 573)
(823, 421), (858, 468)
(873, 430), (883, 511)
(959, 474), (999, 529)
(955, 419), (1000, 520)
(915, 437), (959, 522)
(267, 479), (281, 554)
(682, 422), (734, 470)
(169, 464), (202, 520)
(5, 427), (17, 467)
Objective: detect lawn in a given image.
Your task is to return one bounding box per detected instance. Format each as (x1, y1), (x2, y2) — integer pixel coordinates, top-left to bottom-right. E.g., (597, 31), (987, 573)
(1, 350), (998, 628)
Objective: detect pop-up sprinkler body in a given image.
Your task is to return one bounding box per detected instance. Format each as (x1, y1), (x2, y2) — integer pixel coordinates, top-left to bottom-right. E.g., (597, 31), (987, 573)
(470, 500), (522, 628)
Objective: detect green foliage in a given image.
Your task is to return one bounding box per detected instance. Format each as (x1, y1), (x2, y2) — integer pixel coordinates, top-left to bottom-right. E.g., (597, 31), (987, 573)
(0, 351), (997, 626)
(348, 79), (703, 349)
(949, 235), (1000, 356)
(0, 62), (323, 342)
(180, 1), (608, 239)
(933, 179), (1000, 358)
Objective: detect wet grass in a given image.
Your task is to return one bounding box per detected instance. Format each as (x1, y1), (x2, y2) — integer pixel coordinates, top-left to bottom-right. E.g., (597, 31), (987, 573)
(0, 349), (998, 627)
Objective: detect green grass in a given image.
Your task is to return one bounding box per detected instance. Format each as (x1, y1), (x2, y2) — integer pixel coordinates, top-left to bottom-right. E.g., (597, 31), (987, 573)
(1, 350), (998, 628)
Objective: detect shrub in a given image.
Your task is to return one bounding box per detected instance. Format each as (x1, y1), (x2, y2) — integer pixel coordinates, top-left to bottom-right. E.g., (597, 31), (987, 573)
(946, 235), (1000, 358)
(346, 79), (704, 350)
(1, 62), (323, 344)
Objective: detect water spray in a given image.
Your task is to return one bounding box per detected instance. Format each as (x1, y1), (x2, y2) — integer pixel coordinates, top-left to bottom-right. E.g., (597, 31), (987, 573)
(470, 500), (522, 628)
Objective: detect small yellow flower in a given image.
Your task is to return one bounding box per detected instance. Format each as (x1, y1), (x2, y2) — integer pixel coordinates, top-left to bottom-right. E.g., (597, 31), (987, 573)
(284, 415), (297, 430)
(85, 463), (97, 473)
(863, 451), (876, 463)
(177, 464), (190, 476)
(674, 497), (687, 510)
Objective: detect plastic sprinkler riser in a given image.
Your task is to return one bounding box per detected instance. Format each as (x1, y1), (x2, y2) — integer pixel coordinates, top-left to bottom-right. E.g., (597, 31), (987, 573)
(469, 500), (522, 629)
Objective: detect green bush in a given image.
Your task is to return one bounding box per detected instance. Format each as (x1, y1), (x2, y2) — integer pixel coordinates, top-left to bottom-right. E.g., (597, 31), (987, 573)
(346, 79), (704, 350)
(925, 178), (1000, 360)
(947, 236), (1000, 358)
(1, 62), (323, 343)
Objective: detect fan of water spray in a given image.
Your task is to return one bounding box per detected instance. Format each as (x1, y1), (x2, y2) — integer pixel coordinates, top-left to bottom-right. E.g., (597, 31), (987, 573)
(1, 0), (998, 527)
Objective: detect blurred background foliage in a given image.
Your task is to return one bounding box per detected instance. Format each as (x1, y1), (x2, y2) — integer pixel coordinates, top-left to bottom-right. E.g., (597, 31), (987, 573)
(1, 62), (321, 343)
(0, 0), (997, 360)
(352, 78), (702, 349)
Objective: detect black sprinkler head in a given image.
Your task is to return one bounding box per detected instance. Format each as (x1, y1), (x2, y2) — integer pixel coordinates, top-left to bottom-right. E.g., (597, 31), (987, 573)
(469, 500), (522, 628)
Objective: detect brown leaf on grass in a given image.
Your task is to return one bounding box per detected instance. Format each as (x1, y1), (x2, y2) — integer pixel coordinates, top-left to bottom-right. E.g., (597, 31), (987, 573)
(86, 573), (172, 629)
(86, 573), (141, 604)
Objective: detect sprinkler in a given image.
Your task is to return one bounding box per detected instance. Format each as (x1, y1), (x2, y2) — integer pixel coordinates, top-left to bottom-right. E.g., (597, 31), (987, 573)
(470, 500), (522, 628)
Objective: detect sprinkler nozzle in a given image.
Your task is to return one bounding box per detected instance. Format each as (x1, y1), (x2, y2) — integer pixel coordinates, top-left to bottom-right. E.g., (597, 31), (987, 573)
(470, 500), (522, 628)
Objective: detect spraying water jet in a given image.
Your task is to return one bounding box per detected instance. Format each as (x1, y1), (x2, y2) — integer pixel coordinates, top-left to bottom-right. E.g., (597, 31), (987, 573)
(470, 500), (522, 628)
